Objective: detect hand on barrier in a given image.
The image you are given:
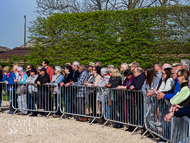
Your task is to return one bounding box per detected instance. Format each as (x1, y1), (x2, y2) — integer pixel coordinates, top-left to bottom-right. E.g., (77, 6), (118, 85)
(46, 83), (49, 87)
(5, 81), (8, 85)
(164, 112), (174, 122)
(70, 81), (73, 85)
(14, 79), (18, 83)
(157, 92), (165, 99)
(37, 81), (41, 86)
(84, 81), (88, 86)
(60, 82), (64, 87)
(91, 83), (95, 86)
(65, 83), (70, 87)
(54, 84), (58, 86)
(169, 104), (181, 112)
(130, 86), (135, 90)
(147, 90), (154, 97)
(116, 86), (123, 90)
(105, 83), (111, 88)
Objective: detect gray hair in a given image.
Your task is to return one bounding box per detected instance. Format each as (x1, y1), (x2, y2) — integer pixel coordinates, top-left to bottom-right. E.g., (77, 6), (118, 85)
(108, 65), (114, 69)
(101, 67), (109, 75)
(79, 65), (86, 70)
(121, 63), (129, 70)
(73, 61), (80, 67)
(131, 62), (140, 68)
(181, 59), (190, 69)
(55, 66), (62, 73)
(136, 67), (143, 74)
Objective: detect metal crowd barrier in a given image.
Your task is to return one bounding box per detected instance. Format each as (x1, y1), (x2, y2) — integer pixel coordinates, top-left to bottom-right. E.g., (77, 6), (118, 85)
(60, 85), (104, 124)
(5, 81), (190, 142)
(142, 95), (171, 141)
(0, 81), (12, 112)
(102, 88), (145, 134)
(12, 83), (59, 117)
(170, 116), (190, 143)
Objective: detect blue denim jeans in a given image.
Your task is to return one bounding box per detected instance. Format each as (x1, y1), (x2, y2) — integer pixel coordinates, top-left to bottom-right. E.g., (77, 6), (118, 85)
(29, 93), (37, 115)
(65, 93), (70, 116)
(105, 102), (111, 119)
(54, 94), (61, 115)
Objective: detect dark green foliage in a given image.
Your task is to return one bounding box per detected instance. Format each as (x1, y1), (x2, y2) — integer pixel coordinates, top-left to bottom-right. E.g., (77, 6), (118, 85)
(15, 6), (190, 68)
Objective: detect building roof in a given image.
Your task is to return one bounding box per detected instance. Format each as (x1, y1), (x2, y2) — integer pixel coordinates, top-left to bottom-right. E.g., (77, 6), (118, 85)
(0, 46), (11, 53)
(0, 47), (30, 60)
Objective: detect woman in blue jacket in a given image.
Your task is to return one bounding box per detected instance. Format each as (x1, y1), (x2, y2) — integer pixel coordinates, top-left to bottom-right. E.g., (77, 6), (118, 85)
(2, 66), (16, 114)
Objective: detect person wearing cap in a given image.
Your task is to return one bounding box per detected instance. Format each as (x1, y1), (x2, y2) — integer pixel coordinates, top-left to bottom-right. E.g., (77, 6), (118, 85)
(91, 67), (110, 123)
(46, 66), (64, 118)
(2, 66), (16, 114)
(88, 62), (95, 76)
(69, 65), (89, 122)
(26, 68), (38, 117)
(157, 64), (175, 93)
(14, 67), (28, 115)
(42, 60), (53, 81)
(35, 67), (50, 116)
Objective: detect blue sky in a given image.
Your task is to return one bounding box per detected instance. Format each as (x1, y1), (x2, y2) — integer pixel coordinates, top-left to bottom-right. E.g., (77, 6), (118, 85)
(0, 0), (37, 49)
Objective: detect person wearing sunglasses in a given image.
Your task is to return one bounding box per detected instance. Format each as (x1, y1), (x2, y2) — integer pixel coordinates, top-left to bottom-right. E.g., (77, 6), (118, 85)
(170, 69), (190, 106)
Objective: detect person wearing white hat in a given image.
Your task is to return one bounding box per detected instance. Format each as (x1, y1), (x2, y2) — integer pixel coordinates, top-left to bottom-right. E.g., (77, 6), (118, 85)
(46, 66), (64, 118)
(14, 67), (28, 115)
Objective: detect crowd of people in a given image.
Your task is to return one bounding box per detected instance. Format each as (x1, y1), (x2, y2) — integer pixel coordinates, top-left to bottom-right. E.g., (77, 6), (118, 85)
(0, 59), (190, 135)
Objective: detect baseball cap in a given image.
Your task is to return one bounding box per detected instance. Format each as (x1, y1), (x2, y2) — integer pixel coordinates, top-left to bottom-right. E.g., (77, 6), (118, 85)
(88, 62), (95, 67)
(30, 68), (37, 74)
(162, 64), (172, 69)
(40, 68), (46, 72)
(17, 67), (23, 71)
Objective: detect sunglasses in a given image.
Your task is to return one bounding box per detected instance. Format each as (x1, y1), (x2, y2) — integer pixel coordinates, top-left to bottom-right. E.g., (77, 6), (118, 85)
(177, 74), (181, 78)
(161, 73), (166, 75)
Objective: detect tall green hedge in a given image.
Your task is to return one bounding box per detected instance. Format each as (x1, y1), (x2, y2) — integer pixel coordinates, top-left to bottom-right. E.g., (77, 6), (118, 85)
(20, 6), (190, 68)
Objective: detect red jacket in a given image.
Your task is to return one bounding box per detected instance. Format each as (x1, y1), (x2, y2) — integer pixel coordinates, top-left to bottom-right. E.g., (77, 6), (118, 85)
(46, 66), (54, 81)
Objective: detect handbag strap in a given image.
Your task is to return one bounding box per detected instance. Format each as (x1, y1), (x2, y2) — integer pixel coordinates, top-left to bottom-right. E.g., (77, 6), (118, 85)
(53, 74), (61, 83)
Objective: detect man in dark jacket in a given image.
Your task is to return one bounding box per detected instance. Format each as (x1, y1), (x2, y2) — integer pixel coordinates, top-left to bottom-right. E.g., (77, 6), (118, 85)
(130, 67), (146, 90)
(128, 67), (146, 131)
(35, 68), (50, 116)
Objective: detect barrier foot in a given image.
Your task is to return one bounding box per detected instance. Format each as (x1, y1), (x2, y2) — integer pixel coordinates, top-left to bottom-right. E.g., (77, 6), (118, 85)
(12, 109), (18, 115)
(90, 118), (96, 125)
(148, 131), (157, 140)
(1, 108), (3, 113)
(130, 126), (139, 136)
(102, 120), (109, 128)
(140, 130), (148, 139)
(46, 112), (51, 119)
(59, 114), (64, 120)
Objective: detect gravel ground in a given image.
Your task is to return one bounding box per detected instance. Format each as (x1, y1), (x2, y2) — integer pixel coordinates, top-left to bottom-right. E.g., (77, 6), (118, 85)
(0, 107), (156, 143)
